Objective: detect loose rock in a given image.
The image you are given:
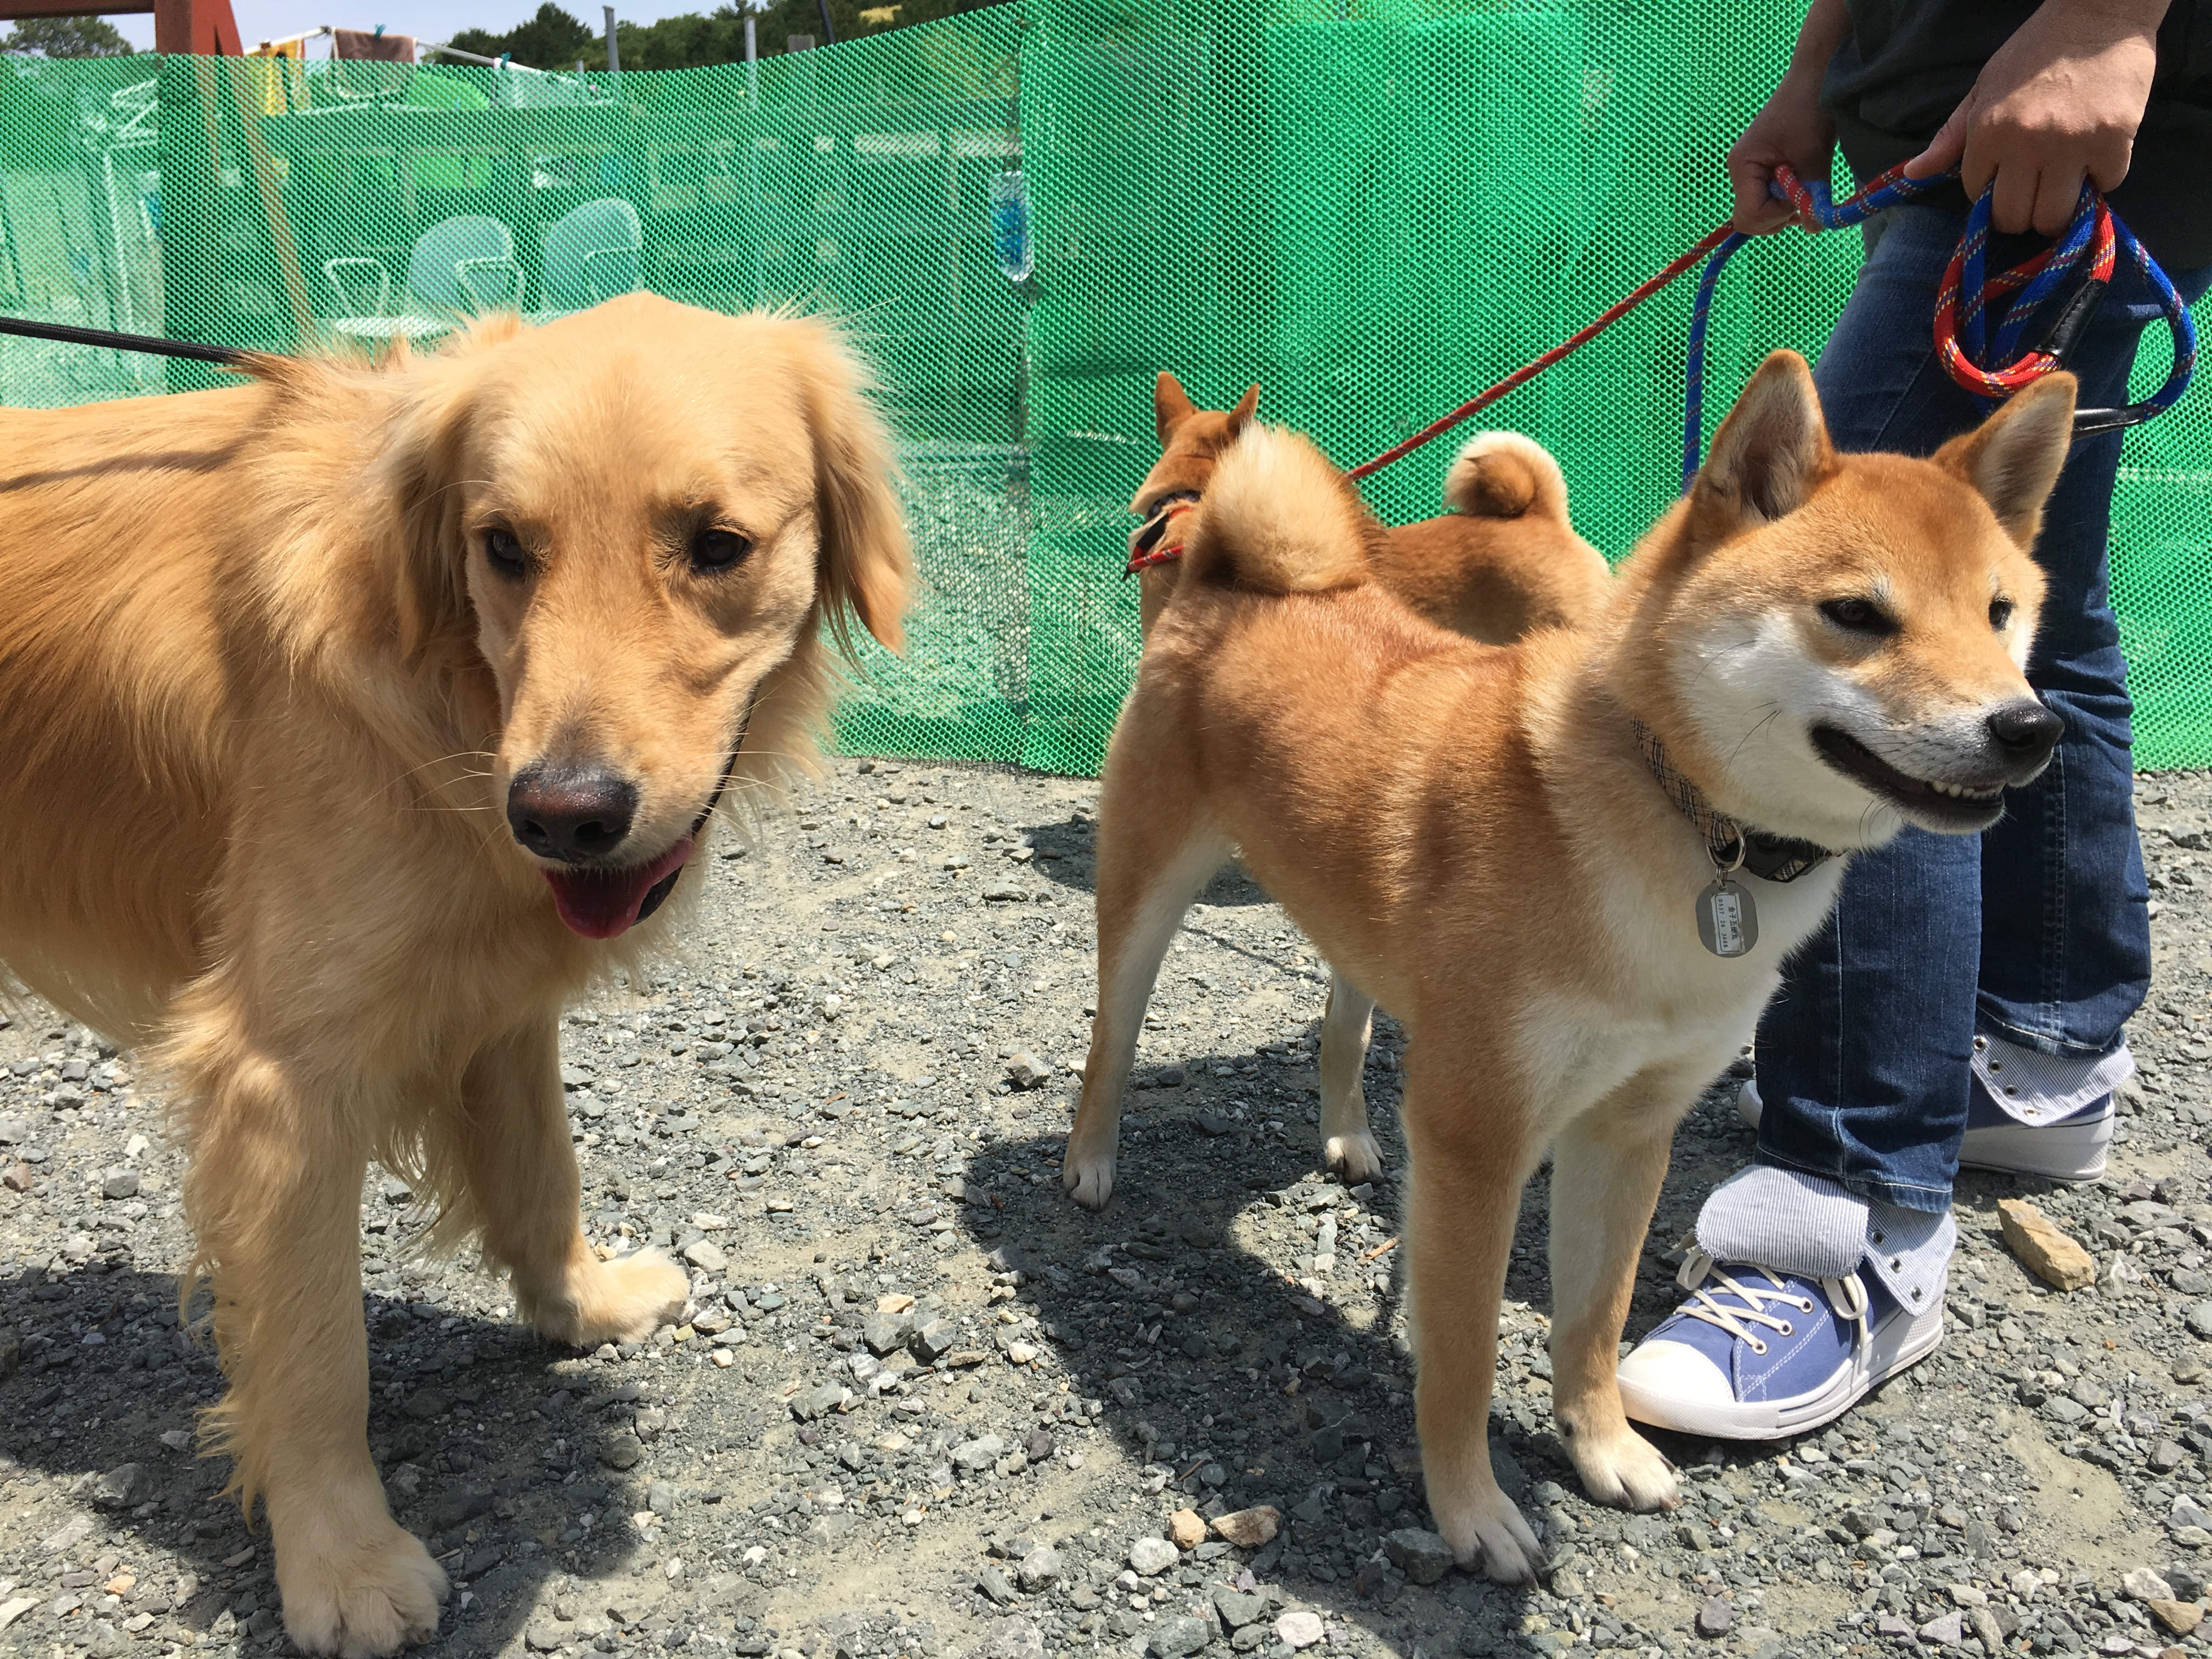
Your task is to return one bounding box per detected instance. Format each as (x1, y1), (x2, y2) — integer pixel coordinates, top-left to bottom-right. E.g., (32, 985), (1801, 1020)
(1998, 1198), (2095, 1290)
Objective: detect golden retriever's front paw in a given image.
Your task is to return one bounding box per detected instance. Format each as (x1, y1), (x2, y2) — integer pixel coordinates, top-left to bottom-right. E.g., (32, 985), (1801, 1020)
(1434, 1483), (1545, 1584)
(526, 1248), (689, 1347)
(1323, 1130), (1384, 1183)
(1568, 1421), (1679, 1511)
(1061, 1143), (1117, 1210)
(277, 1516), (446, 1658)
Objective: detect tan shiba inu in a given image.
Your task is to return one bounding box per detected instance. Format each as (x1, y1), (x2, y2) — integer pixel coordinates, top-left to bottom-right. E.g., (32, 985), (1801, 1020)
(1064, 352), (2074, 1578)
(1133, 373), (1615, 1182)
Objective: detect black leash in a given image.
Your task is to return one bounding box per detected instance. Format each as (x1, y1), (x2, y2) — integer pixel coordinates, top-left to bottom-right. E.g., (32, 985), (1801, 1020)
(0, 315), (247, 368)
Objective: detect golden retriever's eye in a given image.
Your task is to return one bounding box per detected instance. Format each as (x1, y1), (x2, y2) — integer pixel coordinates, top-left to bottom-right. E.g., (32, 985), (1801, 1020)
(1989, 597), (2015, 631)
(484, 527), (527, 578)
(1819, 597), (1894, 637)
(691, 528), (752, 573)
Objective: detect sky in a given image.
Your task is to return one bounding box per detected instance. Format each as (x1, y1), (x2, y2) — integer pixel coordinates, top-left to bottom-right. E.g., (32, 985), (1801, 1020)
(106, 0), (719, 54)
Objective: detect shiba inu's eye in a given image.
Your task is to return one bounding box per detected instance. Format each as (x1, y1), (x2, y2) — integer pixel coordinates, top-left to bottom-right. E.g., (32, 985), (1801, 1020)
(1989, 597), (2015, 631)
(691, 528), (753, 573)
(484, 527), (527, 579)
(1819, 597), (1894, 637)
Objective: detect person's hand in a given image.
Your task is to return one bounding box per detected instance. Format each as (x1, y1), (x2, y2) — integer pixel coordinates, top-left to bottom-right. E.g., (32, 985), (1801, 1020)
(1727, 74), (1837, 234)
(1725, 0), (1852, 235)
(1904, 0), (2165, 235)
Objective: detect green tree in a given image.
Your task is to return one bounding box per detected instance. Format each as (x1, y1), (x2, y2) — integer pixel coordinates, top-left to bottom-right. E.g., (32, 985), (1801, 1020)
(448, 2), (598, 69)
(1, 15), (136, 56)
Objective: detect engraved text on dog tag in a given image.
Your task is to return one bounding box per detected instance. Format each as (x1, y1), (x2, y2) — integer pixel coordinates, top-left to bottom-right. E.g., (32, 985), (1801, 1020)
(1696, 877), (1758, 958)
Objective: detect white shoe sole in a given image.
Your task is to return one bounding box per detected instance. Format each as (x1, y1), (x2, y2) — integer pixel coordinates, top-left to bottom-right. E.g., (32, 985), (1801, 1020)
(1735, 1078), (2111, 1182)
(1617, 1300), (1946, 1441)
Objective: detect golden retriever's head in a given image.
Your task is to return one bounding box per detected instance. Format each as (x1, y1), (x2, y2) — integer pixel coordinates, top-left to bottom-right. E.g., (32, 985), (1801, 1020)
(380, 295), (909, 938)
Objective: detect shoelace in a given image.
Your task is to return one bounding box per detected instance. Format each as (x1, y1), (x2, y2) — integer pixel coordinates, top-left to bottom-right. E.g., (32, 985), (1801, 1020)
(1672, 1249), (1869, 1358)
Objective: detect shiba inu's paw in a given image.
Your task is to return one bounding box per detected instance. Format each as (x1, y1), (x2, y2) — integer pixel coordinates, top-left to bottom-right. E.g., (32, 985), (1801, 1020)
(275, 1505), (447, 1657)
(1435, 1484), (1545, 1584)
(1570, 1423), (1679, 1511)
(525, 1247), (688, 1347)
(1062, 1141), (1118, 1209)
(1324, 1130), (1384, 1183)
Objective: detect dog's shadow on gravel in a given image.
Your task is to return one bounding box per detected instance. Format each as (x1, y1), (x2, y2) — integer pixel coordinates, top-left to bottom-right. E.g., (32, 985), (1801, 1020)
(0, 1266), (642, 1653)
(952, 1096), (1579, 1650)
(1018, 815), (1275, 915)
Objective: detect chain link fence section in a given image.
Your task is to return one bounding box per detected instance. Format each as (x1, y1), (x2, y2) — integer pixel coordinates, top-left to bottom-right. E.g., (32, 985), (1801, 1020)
(0, 6), (2203, 774)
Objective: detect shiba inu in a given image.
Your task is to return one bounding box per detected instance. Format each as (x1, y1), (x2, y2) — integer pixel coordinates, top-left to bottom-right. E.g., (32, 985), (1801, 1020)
(1066, 352), (2073, 1577)
(1132, 373), (1614, 1182)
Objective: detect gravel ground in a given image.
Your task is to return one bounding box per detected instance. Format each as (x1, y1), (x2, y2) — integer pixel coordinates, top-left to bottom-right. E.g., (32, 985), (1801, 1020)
(5, 761), (2212, 1659)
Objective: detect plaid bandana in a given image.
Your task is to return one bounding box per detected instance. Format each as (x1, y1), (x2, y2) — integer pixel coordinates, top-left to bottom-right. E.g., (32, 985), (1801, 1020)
(1633, 719), (1833, 884)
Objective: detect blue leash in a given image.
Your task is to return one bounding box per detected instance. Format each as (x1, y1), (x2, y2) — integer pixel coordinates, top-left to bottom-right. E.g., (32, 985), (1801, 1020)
(1682, 163), (2198, 491)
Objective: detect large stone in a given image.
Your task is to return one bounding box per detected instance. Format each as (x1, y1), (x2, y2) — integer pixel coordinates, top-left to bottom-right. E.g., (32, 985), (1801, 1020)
(1128, 1536), (1178, 1577)
(90, 1464), (142, 1510)
(1015, 1547), (1062, 1592)
(2125, 1568), (2177, 1602)
(100, 1169), (139, 1200)
(526, 1622), (568, 1653)
(793, 1384), (850, 1422)
(982, 1621), (1044, 1659)
(952, 1435), (1005, 1474)
(977, 1566), (1019, 1607)
(600, 1432), (645, 1470)
(1005, 1052), (1051, 1090)
(863, 1310), (912, 1356)
(1147, 1615), (1210, 1658)
(1916, 1611), (1965, 1647)
(911, 1314), (955, 1363)
(1274, 1611), (1324, 1650)
(682, 1238), (729, 1274)
(2149, 1600), (2204, 1638)
(1167, 1509), (1206, 1549)
(1997, 1199), (2094, 1291)
(1695, 1596), (1734, 1638)
(1210, 1588), (1267, 1629)
(2188, 1303), (2212, 1342)
(1384, 1529), (1455, 1586)
(1210, 1506), (1280, 1549)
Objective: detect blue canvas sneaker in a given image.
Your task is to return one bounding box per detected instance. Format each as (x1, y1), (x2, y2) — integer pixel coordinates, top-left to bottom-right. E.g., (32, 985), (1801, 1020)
(1615, 1248), (1945, 1440)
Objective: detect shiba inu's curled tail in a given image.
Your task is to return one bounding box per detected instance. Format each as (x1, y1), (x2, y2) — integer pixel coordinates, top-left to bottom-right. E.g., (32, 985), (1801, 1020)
(1184, 423), (1375, 595)
(1443, 430), (1572, 526)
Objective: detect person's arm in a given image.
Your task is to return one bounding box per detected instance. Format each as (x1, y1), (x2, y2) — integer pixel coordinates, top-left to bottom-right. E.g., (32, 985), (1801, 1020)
(1904, 0), (2169, 235)
(1726, 0), (1854, 234)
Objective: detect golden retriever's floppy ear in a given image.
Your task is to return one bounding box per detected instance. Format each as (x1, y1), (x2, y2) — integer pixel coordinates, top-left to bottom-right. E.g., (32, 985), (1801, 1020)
(369, 360), (479, 663)
(1154, 371), (1198, 445)
(798, 327), (912, 656)
(1933, 371), (2076, 548)
(1691, 350), (1837, 531)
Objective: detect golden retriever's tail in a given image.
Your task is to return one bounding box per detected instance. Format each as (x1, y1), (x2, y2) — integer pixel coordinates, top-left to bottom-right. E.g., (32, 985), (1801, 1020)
(1182, 424), (1374, 594)
(1443, 430), (1573, 526)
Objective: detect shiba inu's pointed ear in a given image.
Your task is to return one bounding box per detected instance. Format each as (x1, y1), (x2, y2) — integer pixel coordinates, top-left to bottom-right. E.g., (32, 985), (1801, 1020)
(1933, 372), (2076, 549)
(1155, 372), (1199, 444)
(1227, 385), (1260, 433)
(1693, 351), (1836, 528)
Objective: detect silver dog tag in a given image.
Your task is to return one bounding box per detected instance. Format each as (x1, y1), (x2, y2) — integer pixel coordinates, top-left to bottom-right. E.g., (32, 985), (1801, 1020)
(1696, 878), (1758, 958)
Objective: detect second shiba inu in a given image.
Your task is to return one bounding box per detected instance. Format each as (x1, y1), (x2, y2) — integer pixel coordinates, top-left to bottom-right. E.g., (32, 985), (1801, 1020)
(1067, 353), (2075, 1577)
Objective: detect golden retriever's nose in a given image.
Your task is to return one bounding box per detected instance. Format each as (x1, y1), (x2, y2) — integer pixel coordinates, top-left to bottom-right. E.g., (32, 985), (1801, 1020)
(506, 765), (638, 864)
(1987, 699), (2062, 768)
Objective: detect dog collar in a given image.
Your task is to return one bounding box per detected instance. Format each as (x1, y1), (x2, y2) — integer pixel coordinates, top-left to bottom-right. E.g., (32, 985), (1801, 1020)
(1633, 719), (1833, 884)
(1125, 491), (1201, 577)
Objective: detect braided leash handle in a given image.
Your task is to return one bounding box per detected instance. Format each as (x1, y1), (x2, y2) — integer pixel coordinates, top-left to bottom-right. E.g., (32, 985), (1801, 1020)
(1683, 164), (2196, 489)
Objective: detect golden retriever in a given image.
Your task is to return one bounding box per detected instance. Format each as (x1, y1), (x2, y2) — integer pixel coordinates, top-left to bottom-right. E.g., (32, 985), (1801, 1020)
(0, 294), (909, 1656)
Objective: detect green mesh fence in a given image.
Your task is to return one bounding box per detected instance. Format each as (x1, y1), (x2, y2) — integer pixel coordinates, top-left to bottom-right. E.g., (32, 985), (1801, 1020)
(1, 8), (2204, 774)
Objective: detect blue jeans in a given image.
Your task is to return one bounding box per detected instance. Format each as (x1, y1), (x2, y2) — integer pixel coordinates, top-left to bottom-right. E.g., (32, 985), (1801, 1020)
(1752, 205), (2212, 1214)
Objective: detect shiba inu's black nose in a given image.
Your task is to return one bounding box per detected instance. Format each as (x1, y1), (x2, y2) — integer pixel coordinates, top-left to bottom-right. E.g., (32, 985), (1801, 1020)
(507, 765), (638, 862)
(1986, 699), (2063, 764)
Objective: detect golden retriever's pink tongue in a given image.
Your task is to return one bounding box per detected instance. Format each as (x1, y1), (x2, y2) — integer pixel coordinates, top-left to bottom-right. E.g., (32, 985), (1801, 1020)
(544, 838), (693, 939)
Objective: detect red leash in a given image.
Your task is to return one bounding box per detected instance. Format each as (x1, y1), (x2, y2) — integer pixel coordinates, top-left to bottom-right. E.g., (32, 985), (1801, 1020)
(1345, 224), (1737, 482)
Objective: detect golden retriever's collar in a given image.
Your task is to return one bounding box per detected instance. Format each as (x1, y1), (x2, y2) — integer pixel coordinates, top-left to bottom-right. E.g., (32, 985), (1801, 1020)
(1633, 720), (1833, 884)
